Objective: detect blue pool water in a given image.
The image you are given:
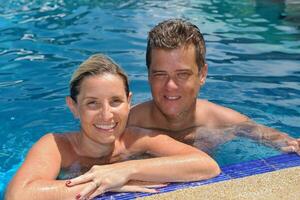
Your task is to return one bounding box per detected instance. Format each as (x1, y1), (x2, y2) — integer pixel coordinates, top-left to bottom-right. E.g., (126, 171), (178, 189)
(1, 0), (300, 198)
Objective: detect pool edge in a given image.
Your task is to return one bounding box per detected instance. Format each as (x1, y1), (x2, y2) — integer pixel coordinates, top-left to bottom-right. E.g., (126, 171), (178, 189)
(95, 153), (300, 199)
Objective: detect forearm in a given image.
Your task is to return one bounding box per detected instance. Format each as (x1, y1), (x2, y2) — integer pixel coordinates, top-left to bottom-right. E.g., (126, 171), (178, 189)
(120, 154), (220, 183)
(232, 121), (294, 148)
(5, 179), (85, 200)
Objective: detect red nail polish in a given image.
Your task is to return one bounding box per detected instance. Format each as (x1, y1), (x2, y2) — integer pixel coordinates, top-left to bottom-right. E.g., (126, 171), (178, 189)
(76, 194), (81, 199)
(66, 180), (71, 186)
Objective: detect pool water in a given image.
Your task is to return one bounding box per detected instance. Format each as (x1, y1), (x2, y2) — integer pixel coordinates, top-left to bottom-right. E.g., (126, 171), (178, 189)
(1, 0), (300, 198)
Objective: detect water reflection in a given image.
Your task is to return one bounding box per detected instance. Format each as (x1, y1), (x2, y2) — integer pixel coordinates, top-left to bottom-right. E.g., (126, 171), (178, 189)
(255, 0), (300, 27)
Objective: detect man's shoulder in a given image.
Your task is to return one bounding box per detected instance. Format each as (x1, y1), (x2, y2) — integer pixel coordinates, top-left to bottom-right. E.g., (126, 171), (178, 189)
(196, 99), (234, 110)
(128, 100), (153, 126)
(130, 100), (154, 117)
(196, 99), (220, 110)
(196, 99), (243, 114)
(196, 99), (248, 126)
(131, 100), (153, 111)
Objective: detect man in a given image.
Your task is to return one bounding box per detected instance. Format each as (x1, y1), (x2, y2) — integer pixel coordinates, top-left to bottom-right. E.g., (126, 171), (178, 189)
(128, 18), (300, 154)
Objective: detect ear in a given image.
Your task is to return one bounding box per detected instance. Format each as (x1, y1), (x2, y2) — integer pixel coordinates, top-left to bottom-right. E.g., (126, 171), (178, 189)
(199, 63), (208, 86)
(127, 92), (133, 109)
(66, 96), (79, 118)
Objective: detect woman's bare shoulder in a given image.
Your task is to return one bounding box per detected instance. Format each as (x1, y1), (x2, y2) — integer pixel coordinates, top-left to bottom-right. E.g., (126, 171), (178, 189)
(36, 133), (70, 148)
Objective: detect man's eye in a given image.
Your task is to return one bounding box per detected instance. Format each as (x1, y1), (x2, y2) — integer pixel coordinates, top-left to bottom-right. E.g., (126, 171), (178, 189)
(152, 73), (168, 79)
(177, 72), (191, 80)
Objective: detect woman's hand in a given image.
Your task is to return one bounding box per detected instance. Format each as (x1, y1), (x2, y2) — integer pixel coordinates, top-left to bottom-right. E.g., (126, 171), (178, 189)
(66, 164), (166, 200)
(89, 181), (167, 199)
(66, 163), (131, 199)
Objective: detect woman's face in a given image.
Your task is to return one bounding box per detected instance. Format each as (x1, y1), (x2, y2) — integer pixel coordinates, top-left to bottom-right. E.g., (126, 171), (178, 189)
(69, 73), (131, 145)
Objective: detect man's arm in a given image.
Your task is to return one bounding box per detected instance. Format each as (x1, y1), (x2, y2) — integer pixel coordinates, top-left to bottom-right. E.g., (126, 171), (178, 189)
(229, 121), (300, 154)
(201, 101), (300, 154)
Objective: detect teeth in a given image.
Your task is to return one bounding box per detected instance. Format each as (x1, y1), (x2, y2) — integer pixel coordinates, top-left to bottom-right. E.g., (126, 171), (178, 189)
(166, 96), (180, 100)
(95, 123), (116, 130)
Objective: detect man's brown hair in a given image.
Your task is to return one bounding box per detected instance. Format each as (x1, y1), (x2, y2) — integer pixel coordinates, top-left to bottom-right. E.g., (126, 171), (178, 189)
(146, 19), (206, 72)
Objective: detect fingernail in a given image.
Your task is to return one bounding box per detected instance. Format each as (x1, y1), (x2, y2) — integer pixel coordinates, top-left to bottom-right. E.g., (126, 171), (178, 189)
(76, 194), (81, 199)
(66, 180), (71, 186)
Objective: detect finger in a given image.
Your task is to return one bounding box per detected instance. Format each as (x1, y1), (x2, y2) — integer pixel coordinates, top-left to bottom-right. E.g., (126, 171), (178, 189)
(129, 182), (168, 188)
(144, 183), (168, 188)
(66, 173), (94, 186)
(111, 185), (158, 193)
(88, 185), (106, 200)
(77, 181), (101, 200)
(127, 180), (167, 187)
(287, 140), (298, 147)
(281, 145), (296, 153)
(287, 140), (299, 151)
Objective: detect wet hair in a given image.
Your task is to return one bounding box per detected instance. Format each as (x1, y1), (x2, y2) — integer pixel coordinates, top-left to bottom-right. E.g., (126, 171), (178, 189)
(69, 54), (129, 102)
(146, 18), (206, 72)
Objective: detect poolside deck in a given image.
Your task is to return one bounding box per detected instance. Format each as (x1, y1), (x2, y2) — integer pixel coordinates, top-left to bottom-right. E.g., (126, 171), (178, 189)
(139, 166), (300, 200)
(95, 153), (300, 200)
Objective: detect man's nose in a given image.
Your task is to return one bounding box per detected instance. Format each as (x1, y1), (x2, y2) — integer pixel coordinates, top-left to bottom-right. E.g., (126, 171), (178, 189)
(165, 76), (178, 90)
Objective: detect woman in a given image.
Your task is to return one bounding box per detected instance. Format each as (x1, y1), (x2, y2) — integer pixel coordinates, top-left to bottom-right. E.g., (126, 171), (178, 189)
(5, 54), (220, 200)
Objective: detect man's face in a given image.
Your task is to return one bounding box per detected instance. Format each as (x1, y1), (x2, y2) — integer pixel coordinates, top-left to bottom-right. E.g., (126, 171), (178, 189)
(148, 44), (207, 119)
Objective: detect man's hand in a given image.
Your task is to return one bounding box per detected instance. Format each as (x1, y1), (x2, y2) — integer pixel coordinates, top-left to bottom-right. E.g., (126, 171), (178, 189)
(281, 139), (300, 155)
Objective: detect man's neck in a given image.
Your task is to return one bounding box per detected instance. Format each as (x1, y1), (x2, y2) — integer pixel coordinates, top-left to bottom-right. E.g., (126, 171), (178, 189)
(150, 102), (197, 132)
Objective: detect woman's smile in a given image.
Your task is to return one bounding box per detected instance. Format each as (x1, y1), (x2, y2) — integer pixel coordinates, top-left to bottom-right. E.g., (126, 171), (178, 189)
(94, 123), (118, 132)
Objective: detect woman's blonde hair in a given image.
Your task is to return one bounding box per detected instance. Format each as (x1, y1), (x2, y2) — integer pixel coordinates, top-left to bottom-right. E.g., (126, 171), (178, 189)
(69, 54), (129, 102)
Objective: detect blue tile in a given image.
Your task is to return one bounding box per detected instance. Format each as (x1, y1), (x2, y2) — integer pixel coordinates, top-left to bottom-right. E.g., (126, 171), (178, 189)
(94, 153), (300, 200)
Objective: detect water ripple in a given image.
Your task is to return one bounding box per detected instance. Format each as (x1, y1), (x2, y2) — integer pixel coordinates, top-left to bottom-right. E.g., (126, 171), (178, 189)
(0, 80), (23, 88)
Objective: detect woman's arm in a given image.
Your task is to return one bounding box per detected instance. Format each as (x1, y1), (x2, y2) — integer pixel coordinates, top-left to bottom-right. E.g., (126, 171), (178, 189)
(5, 134), (87, 200)
(124, 127), (221, 182)
(67, 128), (220, 199)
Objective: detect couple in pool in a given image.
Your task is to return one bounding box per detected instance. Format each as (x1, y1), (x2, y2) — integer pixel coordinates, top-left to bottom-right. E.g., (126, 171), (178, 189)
(6, 19), (300, 200)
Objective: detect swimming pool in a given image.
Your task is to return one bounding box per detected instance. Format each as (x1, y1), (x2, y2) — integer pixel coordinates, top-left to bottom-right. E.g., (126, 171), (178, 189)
(1, 0), (300, 198)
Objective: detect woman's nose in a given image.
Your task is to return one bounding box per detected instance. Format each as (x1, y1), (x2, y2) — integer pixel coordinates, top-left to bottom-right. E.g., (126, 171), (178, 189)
(100, 105), (113, 121)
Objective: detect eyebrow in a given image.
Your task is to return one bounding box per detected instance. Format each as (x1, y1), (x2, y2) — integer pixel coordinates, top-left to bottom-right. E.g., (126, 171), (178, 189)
(82, 97), (98, 101)
(150, 69), (166, 73)
(151, 69), (193, 73)
(176, 69), (193, 72)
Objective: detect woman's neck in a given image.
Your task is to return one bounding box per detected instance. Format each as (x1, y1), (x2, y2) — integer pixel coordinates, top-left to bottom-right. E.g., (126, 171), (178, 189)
(72, 132), (114, 159)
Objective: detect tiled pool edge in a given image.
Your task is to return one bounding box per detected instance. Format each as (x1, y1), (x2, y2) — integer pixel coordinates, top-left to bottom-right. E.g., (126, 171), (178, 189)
(95, 153), (300, 200)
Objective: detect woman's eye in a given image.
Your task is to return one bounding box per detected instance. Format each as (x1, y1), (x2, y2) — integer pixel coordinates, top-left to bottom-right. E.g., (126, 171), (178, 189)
(87, 101), (98, 109)
(110, 99), (123, 107)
